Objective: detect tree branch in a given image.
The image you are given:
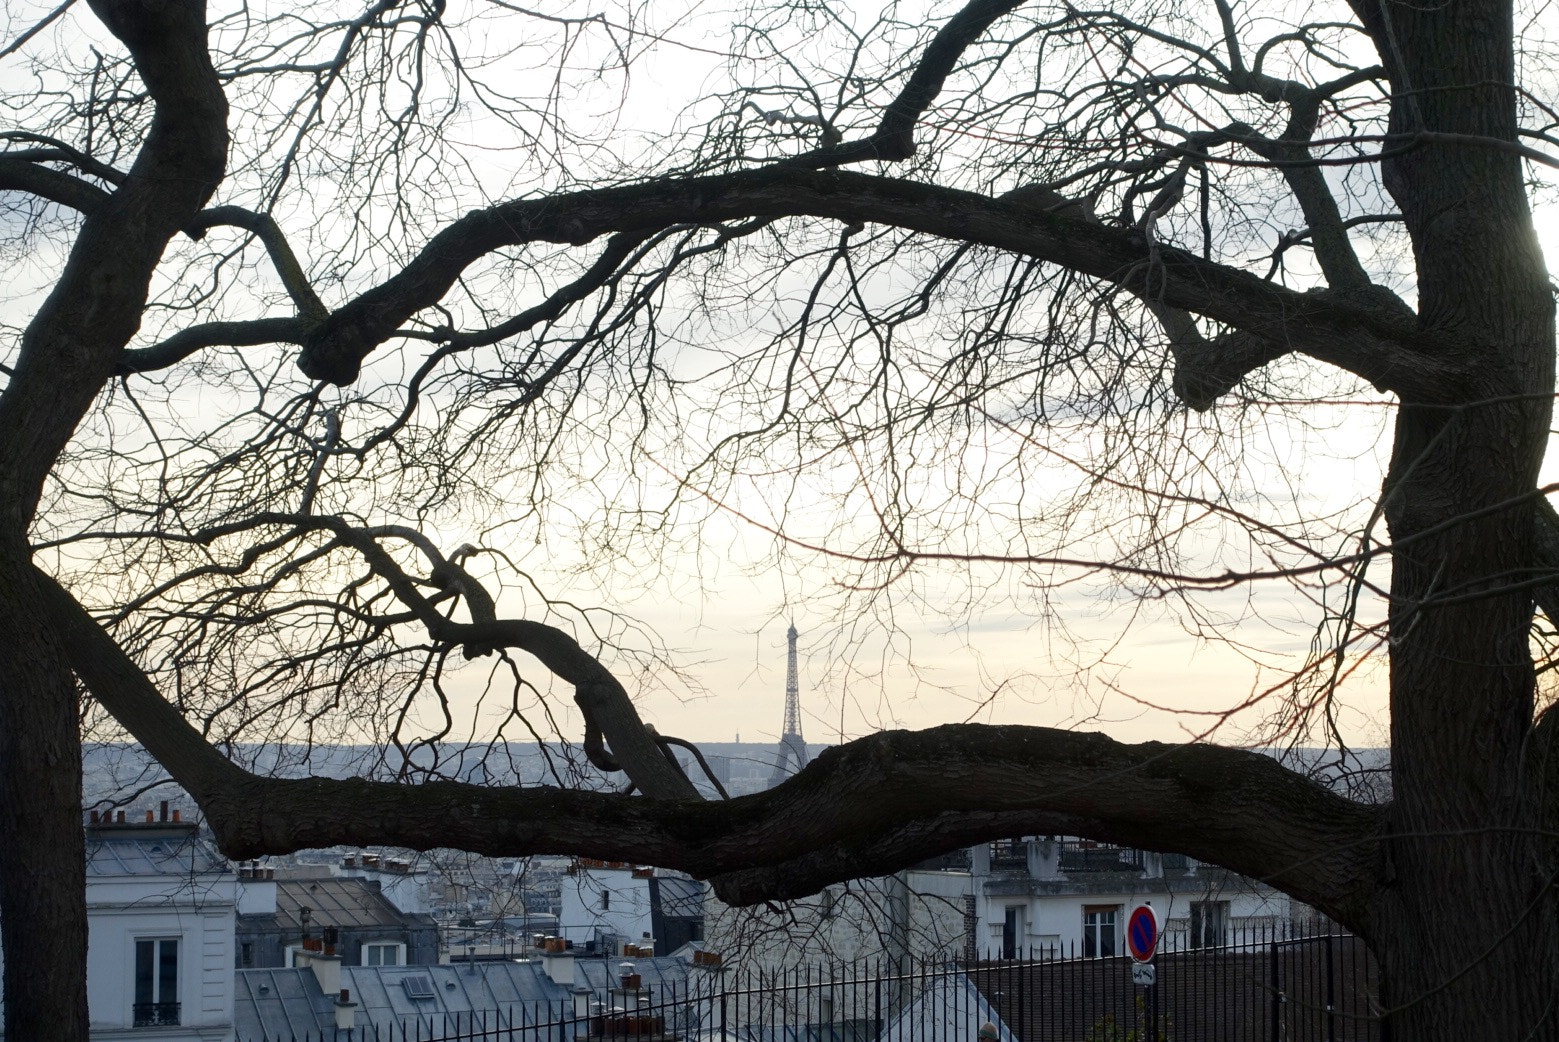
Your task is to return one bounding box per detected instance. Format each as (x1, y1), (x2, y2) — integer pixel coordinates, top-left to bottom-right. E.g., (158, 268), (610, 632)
(174, 512), (699, 799)
(0, 133), (127, 185)
(0, 155), (112, 214)
(1230, 82), (1381, 291)
(188, 205), (330, 322)
(0, 0), (228, 520)
(297, 170), (1456, 401)
(115, 317), (309, 374)
(778, 0), (1029, 167)
(30, 537), (1380, 929)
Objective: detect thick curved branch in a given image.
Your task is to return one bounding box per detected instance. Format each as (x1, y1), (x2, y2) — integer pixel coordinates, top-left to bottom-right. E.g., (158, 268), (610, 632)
(183, 513), (697, 798)
(29, 548), (1380, 928)
(188, 205), (330, 322)
(0, 0), (228, 519)
(1005, 177), (1410, 408)
(1150, 305), (1289, 410)
(115, 317), (309, 374)
(694, 731), (1382, 934)
(298, 169), (1455, 400)
(53, 583), (1382, 927)
(0, 155), (112, 214)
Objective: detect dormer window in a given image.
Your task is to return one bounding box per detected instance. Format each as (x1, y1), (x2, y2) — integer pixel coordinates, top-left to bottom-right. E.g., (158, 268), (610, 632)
(363, 941), (405, 966)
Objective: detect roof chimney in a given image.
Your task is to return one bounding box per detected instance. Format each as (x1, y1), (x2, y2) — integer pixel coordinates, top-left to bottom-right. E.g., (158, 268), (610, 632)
(296, 949), (341, 998)
(334, 987), (358, 1032)
(541, 948), (575, 986)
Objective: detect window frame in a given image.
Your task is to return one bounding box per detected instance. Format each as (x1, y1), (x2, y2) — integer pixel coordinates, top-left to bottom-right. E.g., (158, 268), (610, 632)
(132, 936), (180, 1027)
(1082, 905), (1119, 958)
(1189, 899), (1230, 949)
(1001, 905), (1024, 960)
(362, 940), (408, 966)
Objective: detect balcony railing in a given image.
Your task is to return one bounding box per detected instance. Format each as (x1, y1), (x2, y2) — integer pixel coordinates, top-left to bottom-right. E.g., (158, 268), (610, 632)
(987, 838), (1188, 875)
(1058, 842), (1144, 872)
(988, 840), (1028, 869)
(132, 1001), (180, 1027)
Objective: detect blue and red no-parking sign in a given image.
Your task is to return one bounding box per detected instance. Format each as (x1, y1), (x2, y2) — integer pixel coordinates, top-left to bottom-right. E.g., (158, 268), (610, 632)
(1126, 904), (1159, 963)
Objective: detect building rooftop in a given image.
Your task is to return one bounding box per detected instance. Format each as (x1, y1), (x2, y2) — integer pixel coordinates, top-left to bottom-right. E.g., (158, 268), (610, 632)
(575, 954), (690, 994)
(654, 876), (705, 919)
(234, 955), (695, 1041)
(270, 876), (428, 931)
(84, 821), (228, 878)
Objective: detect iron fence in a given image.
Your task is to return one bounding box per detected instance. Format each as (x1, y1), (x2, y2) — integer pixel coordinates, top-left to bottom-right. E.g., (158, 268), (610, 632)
(251, 929), (1378, 1042)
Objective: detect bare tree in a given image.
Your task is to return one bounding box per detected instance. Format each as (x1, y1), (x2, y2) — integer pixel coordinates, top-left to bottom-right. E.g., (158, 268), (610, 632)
(0, 0), (1556, 1038)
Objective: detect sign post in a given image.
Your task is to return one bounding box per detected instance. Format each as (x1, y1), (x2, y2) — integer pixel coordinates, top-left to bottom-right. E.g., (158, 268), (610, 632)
(1126, 904), (1159, 1041)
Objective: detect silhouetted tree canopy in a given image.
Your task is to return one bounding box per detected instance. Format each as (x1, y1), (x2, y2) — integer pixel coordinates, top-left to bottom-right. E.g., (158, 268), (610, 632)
(0, 0), (1555, 1037)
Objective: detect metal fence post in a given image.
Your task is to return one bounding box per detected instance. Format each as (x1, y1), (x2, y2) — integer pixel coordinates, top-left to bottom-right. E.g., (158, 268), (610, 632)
(1148, 952), (1159, 1042)
(1326, 932), (1337, 1042)
(874, 968), (883, 1042)
(1269, 932), (1281, 1042)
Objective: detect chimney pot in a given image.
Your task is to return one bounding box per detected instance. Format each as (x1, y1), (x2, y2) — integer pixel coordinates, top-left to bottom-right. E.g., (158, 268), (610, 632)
(145, 810), (154, 822)
(160, 800), (169, 822)
(117, 810), (126, 823)
(172, 809), (181, 823)
(89, 810), (99, 824)
(339, 989), (350, 1003)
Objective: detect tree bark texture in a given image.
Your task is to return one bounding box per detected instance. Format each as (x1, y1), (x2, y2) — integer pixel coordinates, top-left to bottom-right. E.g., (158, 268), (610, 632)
(1361, 0), (1559, 1034)
(0, 1), (227, 1038)
(0, 570), (88, 1042)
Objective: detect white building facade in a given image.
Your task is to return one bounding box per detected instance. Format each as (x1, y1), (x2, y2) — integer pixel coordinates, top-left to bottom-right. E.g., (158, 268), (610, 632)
(0, 810), (239, 1042)
(557, 860), (659, 953)
(973, 837), (1299, 959)
(703, 862), (974, 969)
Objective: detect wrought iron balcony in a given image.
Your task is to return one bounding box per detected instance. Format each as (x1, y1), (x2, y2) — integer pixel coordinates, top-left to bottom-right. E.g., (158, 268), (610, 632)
(989, 839), (1028, 869)
(1058, 841), (1144, 872)
(132, 1001), (180, 1027)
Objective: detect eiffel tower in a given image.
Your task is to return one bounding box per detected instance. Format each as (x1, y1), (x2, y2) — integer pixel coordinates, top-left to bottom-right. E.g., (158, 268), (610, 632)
(768, 624), (809, 786)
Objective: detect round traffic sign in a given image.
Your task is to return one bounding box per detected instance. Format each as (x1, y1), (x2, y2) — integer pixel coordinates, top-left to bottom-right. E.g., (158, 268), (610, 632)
(1126, 904), (1159, 962)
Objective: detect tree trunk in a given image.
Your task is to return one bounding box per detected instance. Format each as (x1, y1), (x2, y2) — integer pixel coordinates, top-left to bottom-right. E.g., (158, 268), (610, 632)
(0, 6), (226, 1033)
(1365, 0), (1559, 1033)
(0, 559), (88, 1041)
